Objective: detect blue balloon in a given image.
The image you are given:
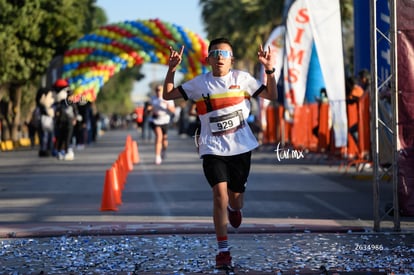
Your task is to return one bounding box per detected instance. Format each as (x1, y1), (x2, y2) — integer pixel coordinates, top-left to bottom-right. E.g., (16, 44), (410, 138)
(130, 21), (152, 36)
(148, 52), (158, 63)
(176, 26), (192, 51)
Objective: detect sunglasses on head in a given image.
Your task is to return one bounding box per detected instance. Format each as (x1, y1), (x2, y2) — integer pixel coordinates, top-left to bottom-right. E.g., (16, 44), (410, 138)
(208, 49), (233, 59)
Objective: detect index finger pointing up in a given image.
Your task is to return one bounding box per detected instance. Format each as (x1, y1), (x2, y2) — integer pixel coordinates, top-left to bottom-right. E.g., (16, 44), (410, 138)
(178, 45), (185, 56)
(169, 45), (185, 57)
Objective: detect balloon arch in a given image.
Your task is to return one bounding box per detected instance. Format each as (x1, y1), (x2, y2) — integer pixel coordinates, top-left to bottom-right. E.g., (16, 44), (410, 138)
(62, 18), (210, 103)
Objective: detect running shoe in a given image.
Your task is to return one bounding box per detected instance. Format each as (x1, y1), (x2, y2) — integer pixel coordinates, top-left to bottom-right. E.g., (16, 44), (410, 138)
(57, 151), (65, 160)
(227, 207), (242, 228)
(64, 148), (74, 161)
(215, 251), (232, 269)
(155, 155), (162, 165)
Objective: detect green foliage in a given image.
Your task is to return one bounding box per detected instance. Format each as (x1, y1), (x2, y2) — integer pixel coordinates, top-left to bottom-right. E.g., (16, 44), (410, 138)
(199, 0), (354, 72)
(40, 0), (98, 55)
(199, 0), (283, 62)
(0, 0), (103, 141)
(340, 0), (355, 73)
(20, 83), (38, 122)
(0, 0), (49, 84)
(90, 3), (108, 31)
(0, 0), (99, 86)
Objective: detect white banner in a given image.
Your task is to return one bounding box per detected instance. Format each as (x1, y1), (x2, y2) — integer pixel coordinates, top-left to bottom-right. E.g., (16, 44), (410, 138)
(307, 0), (345, 102)
(264, 25), (285, 83)
(259, 25), (286, 130)
(283, 0), (347, 147)
(283, 0), (313, 110)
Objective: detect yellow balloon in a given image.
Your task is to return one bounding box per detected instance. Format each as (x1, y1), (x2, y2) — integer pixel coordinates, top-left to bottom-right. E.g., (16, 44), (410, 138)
(155, 52), (166, 64)
(74, 87), (82, 95)
(72, 70), (81, 77)
(119, 52), (129, 60)
(109, 45), (118, 54)
(193, 43), (201, 52)
(153, 28), (161, 36)
(73, 55), (82, 63)
(107, 31), (115, 40)
(155, 52), (162, 59)
(101, 29), (109, 37)
(103, 72), (109, 82)
(144, 21), (154, 31)
(106, 45), (114, 53)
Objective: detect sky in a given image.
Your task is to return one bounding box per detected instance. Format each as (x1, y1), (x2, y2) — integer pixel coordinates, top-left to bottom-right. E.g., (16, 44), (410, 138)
(96, 0), (207, 102)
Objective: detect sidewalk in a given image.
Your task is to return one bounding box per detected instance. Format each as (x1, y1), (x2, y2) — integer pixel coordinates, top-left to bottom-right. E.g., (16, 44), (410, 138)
(0, 128), (413, 274)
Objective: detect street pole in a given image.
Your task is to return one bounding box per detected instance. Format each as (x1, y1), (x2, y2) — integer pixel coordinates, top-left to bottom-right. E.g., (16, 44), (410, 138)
(389, 0), (400, 232)
(369, 0), (380, 232)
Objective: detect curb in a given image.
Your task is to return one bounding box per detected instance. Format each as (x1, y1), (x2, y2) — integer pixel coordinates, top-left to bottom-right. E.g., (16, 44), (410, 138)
(0, 222), (370, 238)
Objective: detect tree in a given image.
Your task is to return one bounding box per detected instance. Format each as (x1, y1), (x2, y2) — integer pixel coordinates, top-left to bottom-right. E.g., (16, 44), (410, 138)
(340, 0), (355, 74)
(199, 0), (354, 75)
(199, 0), (284, 73)
(0, 0), (100, 142)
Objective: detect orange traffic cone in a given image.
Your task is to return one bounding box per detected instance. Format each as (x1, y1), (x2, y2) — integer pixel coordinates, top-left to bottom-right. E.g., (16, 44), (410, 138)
(116, 154), (127, 186)
(125, 137), (134, 164)
(113, 160), (124, 190)
(125, 135), (133, 152)
(123, 148), (133, 172)
(100, 169), (118, 211)
(110, 166), (122, 205)
(131, 140), (140, 164)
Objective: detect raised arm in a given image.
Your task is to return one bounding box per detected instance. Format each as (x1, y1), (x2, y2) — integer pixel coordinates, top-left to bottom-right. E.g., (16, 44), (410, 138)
(257, 44), (278, 101)
(163, 45), (185, 100)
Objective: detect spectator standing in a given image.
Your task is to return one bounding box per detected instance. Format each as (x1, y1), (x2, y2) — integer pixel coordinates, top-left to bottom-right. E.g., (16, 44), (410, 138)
(75, 102), (93, 150)
(357, 69), (371, 94)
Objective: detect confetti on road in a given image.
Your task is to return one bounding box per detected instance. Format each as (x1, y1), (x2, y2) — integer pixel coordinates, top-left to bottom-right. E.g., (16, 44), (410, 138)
(1, 232), (413, 274)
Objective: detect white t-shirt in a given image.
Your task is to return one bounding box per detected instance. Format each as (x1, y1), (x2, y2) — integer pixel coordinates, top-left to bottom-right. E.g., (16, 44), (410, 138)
(150, 96), (174, 125)
(179, 69), (265, 157)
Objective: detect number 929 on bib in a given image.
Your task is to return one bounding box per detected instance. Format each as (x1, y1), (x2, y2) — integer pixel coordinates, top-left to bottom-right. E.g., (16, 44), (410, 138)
(209, 110), (244, 136)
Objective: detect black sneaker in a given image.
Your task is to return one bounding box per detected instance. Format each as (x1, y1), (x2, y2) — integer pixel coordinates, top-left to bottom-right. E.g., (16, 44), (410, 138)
(228, 207), (242, 228)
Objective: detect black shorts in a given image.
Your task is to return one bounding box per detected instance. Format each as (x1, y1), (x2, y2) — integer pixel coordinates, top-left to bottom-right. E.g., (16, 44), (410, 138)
(202, 151), (252, 193)
(150, 122), (169, 135)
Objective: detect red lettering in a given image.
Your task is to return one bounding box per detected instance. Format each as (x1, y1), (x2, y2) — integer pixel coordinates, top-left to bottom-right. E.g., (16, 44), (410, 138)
(287, 47), (305, 65)
(286, 68), (299, 83)
(285, 88), (297, 104)
(294, 28), (305, 44)
(296, 8), (309, 24)
(284, 7), (309, 100)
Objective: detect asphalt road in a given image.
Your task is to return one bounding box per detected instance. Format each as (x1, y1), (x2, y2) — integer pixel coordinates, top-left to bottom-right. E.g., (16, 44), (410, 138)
(0, 127), (411, 232)
(1, 126), (413, 274)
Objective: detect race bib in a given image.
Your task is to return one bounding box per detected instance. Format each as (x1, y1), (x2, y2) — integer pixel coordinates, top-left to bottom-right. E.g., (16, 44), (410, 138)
(209, 110), (244, 136)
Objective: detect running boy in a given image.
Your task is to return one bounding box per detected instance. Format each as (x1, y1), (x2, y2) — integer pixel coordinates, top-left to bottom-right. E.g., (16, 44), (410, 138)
(163, 38), (278, 268)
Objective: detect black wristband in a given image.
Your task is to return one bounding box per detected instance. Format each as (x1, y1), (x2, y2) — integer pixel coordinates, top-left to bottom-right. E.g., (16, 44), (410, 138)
(265, 68), (275, 75)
